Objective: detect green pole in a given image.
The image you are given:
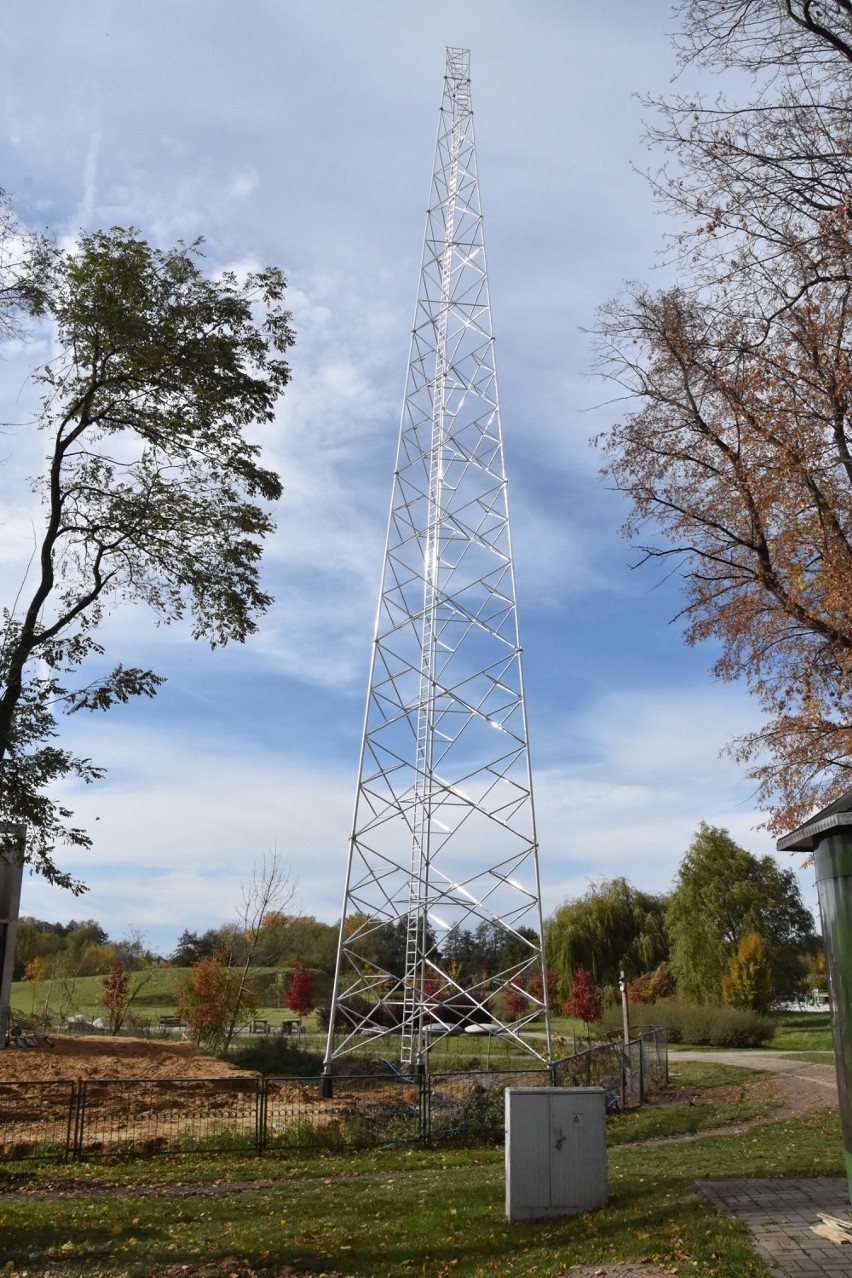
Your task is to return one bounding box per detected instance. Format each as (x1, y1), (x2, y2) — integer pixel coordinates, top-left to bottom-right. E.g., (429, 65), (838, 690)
(813, 836), (852, 1201)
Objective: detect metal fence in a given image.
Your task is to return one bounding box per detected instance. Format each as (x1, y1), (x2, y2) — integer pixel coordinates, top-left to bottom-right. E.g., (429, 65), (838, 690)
(553, 1026), (669, 1108)
(0, 1029), (666, 1161)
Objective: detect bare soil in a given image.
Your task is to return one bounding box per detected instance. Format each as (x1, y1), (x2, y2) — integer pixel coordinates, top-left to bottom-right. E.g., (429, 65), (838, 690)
(0, 1034), (256, 1082)
(674, 1048), (839, 1122)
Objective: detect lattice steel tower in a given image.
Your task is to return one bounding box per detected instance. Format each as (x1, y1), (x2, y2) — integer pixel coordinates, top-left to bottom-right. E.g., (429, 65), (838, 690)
(324, 48), (550, 1072)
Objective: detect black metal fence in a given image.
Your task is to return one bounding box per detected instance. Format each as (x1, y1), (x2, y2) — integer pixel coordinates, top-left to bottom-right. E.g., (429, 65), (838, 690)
(0, 1029), (666, 1162)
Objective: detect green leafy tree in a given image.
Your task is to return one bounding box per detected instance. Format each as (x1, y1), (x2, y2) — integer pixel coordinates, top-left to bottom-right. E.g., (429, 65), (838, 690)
(12, 917), (64, 978)
(545, 877), (669, 1000)
(0, 214), (293, 890)
(666, 824), (816, 1004)
(721, 932), (774, 1014)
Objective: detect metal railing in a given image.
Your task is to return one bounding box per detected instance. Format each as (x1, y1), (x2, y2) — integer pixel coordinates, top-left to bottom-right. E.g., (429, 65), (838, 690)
(0, 1028), (666, 1161)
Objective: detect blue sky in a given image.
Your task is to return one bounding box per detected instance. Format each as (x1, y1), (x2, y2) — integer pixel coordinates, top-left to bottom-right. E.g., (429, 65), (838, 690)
(0, 1), (819, 953)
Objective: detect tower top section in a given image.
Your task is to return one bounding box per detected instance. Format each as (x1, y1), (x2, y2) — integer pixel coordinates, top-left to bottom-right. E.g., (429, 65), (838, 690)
(444, 47), (471, 112)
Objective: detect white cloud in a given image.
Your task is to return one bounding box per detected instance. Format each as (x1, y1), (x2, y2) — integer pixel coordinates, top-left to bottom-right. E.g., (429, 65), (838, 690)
(228, 172), (259, 201)
(532, 683), (819, 920)
(19, 722), (354, 952)
(18, 672), (820, 959)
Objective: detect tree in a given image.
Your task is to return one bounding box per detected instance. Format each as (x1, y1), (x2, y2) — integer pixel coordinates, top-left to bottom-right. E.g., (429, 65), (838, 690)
(721, 932), (774, 1013)
(170, 929), (221, 967)
(545, 877), (669, 999)
(264, 914), (337, 973)
(0, 190), (54, 337)
(596, 2), (852, 835)
(222, 848), (298, 1049)
(528, 965), (560, 1009)
(101, 960), (131, 1035)
(0, 215), (294, 889)
(12, 917), (64, 978)
(22, 955), (50, 984)
(62, 920), (115, 976)
(665, 823), (816, 1003)
(284, 961), (315, 1025)
(178, 956), (255, 1051)
(503, 974), (530, 1022)
(563, 967), (603, 1039)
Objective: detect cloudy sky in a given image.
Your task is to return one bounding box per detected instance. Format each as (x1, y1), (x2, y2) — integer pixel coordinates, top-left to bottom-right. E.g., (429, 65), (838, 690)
(0, 1), (819, 953)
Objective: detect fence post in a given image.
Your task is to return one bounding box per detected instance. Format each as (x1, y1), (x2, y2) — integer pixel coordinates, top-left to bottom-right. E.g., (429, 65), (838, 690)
(638, 1038), (645, 1104)
(256, 1078), (267, 1154)
(70, 1078), (86, 1161)
(418, 1062), (430, 1144)
(63, 1082), (77, 1162)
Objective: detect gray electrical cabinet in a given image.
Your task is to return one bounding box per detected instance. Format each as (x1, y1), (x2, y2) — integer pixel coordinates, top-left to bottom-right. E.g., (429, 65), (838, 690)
(505, 1086), (607, 1222)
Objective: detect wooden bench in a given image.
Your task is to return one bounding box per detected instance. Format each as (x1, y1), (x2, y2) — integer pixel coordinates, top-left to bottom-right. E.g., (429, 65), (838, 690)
(158, 1015), (184, 1031)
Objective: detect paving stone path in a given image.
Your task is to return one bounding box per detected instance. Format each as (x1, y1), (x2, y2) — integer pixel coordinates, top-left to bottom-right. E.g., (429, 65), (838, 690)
(698, 1177), (852, 1278)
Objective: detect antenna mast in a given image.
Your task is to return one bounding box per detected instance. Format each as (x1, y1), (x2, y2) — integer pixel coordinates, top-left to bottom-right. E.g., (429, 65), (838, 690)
(324, 48), (550, 1072)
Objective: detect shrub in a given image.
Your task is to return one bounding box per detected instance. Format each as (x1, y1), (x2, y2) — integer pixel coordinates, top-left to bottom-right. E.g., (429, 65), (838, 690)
(284, 962), (315, 1020)
(627, 961), (675, 1004)
(601, 997), (774, 1047)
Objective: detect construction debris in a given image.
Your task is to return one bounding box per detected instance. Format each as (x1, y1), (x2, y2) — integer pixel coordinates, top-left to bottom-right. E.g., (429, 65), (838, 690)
(812, 1211), (852, 1244)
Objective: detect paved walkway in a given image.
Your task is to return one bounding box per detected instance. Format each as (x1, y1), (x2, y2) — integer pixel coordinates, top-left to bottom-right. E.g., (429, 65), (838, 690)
(697, 1178), (852, 1278)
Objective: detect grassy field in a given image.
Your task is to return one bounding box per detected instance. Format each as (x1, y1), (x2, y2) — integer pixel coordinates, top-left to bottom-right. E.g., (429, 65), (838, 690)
(767, 1011), (833, 1052)
(0, 1061), (841, 1278)
(9, 974), (836, 1071)
(9, 967), (333, 1037)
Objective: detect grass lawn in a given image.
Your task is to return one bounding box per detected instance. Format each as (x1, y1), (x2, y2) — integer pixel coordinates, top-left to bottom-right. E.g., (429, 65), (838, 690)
(0, 1061), (841, 1277)
(8, 968), (328, 1036)
(767, 1011), (833, 1052)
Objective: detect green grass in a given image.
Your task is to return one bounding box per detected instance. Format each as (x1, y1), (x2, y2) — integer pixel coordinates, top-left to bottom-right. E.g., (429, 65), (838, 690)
(766, 1011), (834, 1052)
(782, 1050), (835, 1064)
(609, 1060), (781, 1143)
(0, 1108), (842, 1277)
(0, 1059), (835, 1277)
(9, 967), (326, 1035)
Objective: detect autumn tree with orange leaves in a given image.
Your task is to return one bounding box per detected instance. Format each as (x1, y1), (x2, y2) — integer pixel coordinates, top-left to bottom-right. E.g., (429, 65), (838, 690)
(597, 1), (852, 835)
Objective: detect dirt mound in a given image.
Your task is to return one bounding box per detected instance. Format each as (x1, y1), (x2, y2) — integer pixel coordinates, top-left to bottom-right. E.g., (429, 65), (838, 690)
(0, 1035), (256, 1082)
